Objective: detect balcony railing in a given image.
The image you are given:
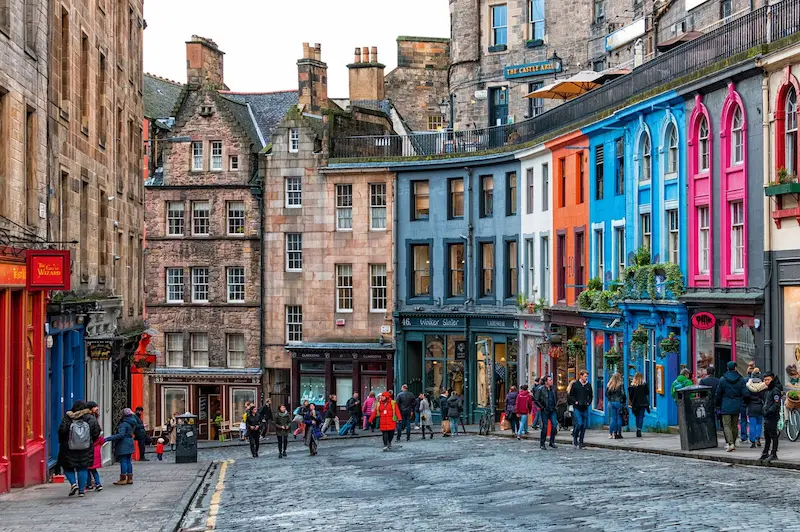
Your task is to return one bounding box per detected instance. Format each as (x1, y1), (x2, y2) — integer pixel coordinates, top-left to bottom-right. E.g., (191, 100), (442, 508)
(332, 0), (800, 160)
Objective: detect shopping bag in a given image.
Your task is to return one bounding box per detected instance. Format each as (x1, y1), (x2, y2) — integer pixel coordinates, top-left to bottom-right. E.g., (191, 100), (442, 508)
(441, 419), (451, 435)
(499, 413), (510, 431)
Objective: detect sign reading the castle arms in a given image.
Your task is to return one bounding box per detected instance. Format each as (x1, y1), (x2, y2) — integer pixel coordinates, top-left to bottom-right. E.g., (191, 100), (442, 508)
(26, 250), (70, 290)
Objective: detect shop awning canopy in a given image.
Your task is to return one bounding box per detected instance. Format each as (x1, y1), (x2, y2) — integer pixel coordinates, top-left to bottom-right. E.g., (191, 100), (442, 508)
(679, 290), (764, 305)
(657, 31), (703, 52)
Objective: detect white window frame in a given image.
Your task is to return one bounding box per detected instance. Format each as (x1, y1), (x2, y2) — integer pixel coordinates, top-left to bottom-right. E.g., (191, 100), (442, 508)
(227, 266), (245, 303)
(286, 305), (302, 344)
(640, 213), (651, 251)
(191, 141), (203, 171)
(191, 267), (209, 303)
(210, 141), (223, 171)
(731, 201), (744, 274)
(192, 201), (210, 236)
(698, 206), (710, 274)
(336, 184), (353, 231)
(226, 333), (246, 368)
(289, 128), (300, 153)
(594, 228), (604, 280)
(229, 154), (239, 171)
(699, 117), (710, 171)
(166, 267), (184, 303)
(614, 225), (625, 279)
(526, 238), (535, 297)
(370, 183), (387, 230)
(286, 233), (302, 272)
(227, 200), (245, 235)
(336, 264), (354, 313)
(731, 106), (744, 165)
(787, 87), (798, 174)
(667, 209), (679, 264)
(285, 177), (302, 208)
(191, 332), (209, 368)
(166, 334), (184, 368)
(639, 132), (651, 183)
(370, 264), (388, 312)
(167, 201), (184, 236)
(666, 124), (679, 176)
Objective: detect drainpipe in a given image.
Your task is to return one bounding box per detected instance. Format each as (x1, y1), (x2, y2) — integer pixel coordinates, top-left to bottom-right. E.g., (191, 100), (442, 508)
(257, 158), (267, 399)
(392, 173), (400, 384)
(761, 74), (773, 373)
(465, 167), (475, 308)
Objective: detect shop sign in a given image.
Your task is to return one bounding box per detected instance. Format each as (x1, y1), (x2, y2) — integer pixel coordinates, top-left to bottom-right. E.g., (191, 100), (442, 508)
(504, 60), (561, 79)
(454, 340), (467, 360)
(87, 341), (113, 360)
(472, 318), (518, 330)
(605, 18), (646, 51)
(399, 317), (465, 329)
(25, 250), (71, 290)
(0, 261), (26, 287)
(520, 319), (543, 332)
(692, 312), (716, 330)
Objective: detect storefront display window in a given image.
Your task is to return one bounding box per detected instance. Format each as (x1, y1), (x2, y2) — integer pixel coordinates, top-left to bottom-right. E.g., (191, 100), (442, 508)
(556, 328), (586, 395)
(593, 332), (604, 411)
(162, 387), (188, 425)
(695, 328), (714, 378)
(784, 287), (800, 391)
(525, 337), (538, 385)
(335, 376), (353, 401)
(476, 337), (491, 408)
(734, 318), (756, 376)
(361, 376), (387, 397)
(231, 388), (256, 424)
(300, 375), (326, 405)
(424, 334), (465, 403)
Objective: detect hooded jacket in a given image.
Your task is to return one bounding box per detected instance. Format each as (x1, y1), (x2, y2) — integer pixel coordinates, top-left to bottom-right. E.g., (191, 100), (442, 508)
(273, 411), (292, 436)
(763, 379), (783, 420)
(57, 403), (102, 470)
(105, 414), (137, 457)
(505, 390), (519, 414)
(369, 394), (402, 431)
(446, 394), (463, 418)
(716, 370), (746, 415)
(515, 389), (534, 415)
(670, 375), (694, 400)
(362, 396), (376, 416)
(745, 378), (767, 417)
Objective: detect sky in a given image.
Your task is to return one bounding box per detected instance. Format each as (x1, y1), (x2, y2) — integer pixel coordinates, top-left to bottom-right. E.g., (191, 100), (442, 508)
(143, 0), (450, 96)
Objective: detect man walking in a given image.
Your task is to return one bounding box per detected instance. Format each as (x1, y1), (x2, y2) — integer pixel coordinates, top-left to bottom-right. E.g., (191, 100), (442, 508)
(345, 392), (361, 436)
(134, 406), (149, 461)
(699, 366), (721, 429)
(536, 376), (559, 450)
(568, 370), (593, 449)
(514, 384), (533, 440)
(395, 384), (416, 442)
(717, 361), (746, 452)
(321, 394), (340, 436)
(446, 390), (463, 437)
(760, 372), (783, 462)
(258, 399), (273, 440)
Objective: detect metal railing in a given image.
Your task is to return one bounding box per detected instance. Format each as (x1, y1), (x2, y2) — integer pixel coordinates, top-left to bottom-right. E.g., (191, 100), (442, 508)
(332, 0), (800, 160)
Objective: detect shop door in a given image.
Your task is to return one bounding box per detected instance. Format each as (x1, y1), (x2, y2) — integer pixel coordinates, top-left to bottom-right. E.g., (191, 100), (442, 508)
(406, 341), (423, 395)
(715, 345), (732, 376)
(361, 375), (387, 397)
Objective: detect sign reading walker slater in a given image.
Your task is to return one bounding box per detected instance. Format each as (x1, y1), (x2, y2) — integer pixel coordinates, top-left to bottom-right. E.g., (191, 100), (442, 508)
(504, 60), (561, 80)
(399, 317), (465, 329)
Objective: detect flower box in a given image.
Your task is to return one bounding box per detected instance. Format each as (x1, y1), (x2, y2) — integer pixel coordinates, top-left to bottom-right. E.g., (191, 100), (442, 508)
(488, 44), (507, 53)
(525, 39), (544, 49)
(765, 182), (800, 196)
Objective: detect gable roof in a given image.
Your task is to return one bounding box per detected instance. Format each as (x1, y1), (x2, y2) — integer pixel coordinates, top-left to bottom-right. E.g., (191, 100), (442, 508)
(219, 91), (299, 143)
(143, 74), (185, 120)
(217, 93), (265, 151)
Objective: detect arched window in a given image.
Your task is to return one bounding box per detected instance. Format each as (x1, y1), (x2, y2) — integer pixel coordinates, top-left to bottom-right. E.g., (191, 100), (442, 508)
(698, 117), (709, 171)
(639, 132), (651, 181)
(731, 106), (744, 165)
(666, 123), (678, 175)
(786, 87), (797, 174)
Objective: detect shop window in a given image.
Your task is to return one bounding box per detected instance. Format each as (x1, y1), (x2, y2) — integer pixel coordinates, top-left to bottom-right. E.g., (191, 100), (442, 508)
(410, 244), (431, 297)
(336, 184), (353, 230)
(783, 287), (800, 391)
(506, 171), (517, 216)
(592, 332), (604, 411)
(694, 327), (714, 378)
(447, 243), (465, 298)
(476, 337), (492, 408)
(448, 178), (464, 219)
(734, 317), (756, 376)
(370, 183), (387, 230)
(480, 175), (494, 217)
(231, 388), (256, 425)
(412, 180), (430, 221)
(161, 387), (187, 425)
(336, 376), (353, 402)
(479, 241), (495, 298)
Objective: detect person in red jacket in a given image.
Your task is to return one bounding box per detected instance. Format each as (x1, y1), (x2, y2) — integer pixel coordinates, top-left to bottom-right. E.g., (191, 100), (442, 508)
(515, 384), (534, 440)
(369, 391), (402, 451)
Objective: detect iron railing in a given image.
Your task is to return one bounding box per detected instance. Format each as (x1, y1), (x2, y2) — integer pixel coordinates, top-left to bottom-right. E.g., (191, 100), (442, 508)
(332, 0), (800, 160)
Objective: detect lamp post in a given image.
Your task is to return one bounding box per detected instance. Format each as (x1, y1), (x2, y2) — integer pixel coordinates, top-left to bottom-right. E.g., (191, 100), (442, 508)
(549, 50), (563, 80)
(439, 98), (448, 130)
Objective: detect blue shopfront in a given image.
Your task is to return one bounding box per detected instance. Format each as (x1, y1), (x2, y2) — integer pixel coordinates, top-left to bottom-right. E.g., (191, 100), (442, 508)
(583, 310), (624, 428)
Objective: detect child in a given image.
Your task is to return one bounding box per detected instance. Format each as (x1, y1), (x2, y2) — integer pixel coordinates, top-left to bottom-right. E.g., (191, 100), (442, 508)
(213, 411), (224, 442)
(155, 438), (165, 461)
(87, 431), (104, 491)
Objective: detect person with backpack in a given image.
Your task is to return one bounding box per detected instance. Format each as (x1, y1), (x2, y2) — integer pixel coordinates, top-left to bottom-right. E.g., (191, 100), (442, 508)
(670, 368), (693, 401)
(369, 391), (402, 451)
(321, 394), (340, 436)
(362, 391), (377, 431)
(84, 401), (105, 491)
(515, 384), (534, 440)
(57, 400), (101, 497)
(104, 407), (138, 486)
(345, 392), (361, 436)
(505, 385), (519, 435)
(744, 368), (766, 448)
(446, 390), (463, 438)
(292, 400), (310, 439)
(395, 384), (417, 442)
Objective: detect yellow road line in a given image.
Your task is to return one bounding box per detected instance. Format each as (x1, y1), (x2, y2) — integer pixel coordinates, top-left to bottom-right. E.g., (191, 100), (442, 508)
(205, 459), (233, 530)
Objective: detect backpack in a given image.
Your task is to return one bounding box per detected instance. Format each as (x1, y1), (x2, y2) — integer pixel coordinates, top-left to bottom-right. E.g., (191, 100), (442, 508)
(323, 402), (329, 414)
(68, 419), (92, 450)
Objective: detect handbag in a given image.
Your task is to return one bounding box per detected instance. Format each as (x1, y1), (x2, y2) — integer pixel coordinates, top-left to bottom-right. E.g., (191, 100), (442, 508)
(620, 406), (630, 425)
(441, 419), (451, 435)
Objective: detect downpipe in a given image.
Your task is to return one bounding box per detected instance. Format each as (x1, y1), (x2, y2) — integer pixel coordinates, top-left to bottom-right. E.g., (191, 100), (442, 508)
(761, 74), (773, 373)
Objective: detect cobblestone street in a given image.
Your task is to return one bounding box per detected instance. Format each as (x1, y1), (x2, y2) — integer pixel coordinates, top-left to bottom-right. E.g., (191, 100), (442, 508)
(202, 434), (800, 532)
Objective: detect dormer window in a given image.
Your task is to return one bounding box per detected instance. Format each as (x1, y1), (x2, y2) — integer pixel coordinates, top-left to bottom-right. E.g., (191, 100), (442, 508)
(289, 128), (300, 153)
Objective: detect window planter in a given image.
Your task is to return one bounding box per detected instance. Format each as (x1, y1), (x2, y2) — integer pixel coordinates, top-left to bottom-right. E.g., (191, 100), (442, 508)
(525, 39), (544, 49)
(766, 182), (800, 228)
(488, 44), (507, 53)
(765, 182), (800, 196)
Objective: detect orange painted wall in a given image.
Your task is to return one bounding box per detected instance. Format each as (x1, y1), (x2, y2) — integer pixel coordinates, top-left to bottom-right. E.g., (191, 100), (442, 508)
(546, 132), (589, 306)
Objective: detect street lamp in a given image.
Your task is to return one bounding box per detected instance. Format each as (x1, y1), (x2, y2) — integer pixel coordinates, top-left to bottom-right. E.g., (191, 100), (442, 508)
(549, 50), (563, 80)
(439, 98), (448, 117)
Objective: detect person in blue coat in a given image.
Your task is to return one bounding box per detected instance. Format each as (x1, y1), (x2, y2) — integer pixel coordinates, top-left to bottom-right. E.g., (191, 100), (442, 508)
(303, 403), (323, 456)
(716, 361), (746, 452)
(105, 408), (138, 485)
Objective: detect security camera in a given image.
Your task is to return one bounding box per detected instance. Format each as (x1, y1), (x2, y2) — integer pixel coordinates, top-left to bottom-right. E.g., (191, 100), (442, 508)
(607, 318), (620, 328)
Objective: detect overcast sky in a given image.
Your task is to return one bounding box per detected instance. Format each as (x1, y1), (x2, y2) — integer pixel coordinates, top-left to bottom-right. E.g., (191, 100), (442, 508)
(143, 0), (450, 96)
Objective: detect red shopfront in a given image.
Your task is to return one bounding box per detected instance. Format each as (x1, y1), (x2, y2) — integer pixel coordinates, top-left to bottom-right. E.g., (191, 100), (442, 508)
(0, 250), (70, 493)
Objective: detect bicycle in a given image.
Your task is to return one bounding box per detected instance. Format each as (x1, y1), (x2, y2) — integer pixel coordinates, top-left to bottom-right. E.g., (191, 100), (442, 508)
(784, 403), (800, 442)
(478, 410), (495, 435)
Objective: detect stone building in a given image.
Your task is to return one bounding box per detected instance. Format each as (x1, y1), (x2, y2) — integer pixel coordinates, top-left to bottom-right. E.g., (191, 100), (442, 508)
(384, 36), (450, 132)
(143, 36), (297, 438)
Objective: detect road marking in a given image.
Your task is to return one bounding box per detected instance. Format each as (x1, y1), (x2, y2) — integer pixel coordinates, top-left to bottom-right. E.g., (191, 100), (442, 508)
(205, 459), (233, 530)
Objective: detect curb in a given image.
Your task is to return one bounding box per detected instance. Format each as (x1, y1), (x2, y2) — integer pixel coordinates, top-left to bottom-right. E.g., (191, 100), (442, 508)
(164, 461), (213, 532)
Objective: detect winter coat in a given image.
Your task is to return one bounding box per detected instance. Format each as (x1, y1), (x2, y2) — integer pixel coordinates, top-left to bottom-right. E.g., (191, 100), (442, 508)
(745, 379), (767, 417)
(105, 415), (137, 457)
(605, 385), (626, 405)
(273, 411), (292, 436)
(134, 413), (146, 441)
(716, 370), (746, 415)
(362, 396), (376, 417)
(699, 376), (720, 407)
(446, 395), (463, 418)
(629, 383), (650, 410)
(418, 398), (433, 428)
(568, 381), (593, 410)
(324, 400), (338, 419)
(396, 390), (417, 414)
(57, 407), (102, 470)
(304, 409), (323, 439)
(505, 391), (519, 414)
(168, 416), (178, 446)
(91, 434), (104, 470)
(346, 397), (362, 417)
(369, 397), (402, 431)
(245, 412), (260, 432)
(763, 381), (783, 420)
(670, 375), (694, 400)
(537, 386), (558, 413)
(257, 404), (273, 425)
(515, 390), (534, 415)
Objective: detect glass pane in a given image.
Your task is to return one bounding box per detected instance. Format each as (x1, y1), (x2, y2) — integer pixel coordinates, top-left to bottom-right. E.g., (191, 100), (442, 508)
(783, 287), (800, 391)
(332, 363), (353, 372)
(336, 377), (353, 402)
(447, 360), (465, 397)
(734, 317), (756, 376)
(695, 328), (714, 378)
(425, 360), (445, 410)
(361, 376), (387, 397)
(299, 362), (324, 372)
(716, 319), (732, 344)
(446, 335), (465, 359)
(593, 332), (604, 410)
(508, 338), (518, 364)
(476, 336), (492, 408)
(425, 335), (445, 358)
(300, 375), (326, 406)
(164, 388), (187, 419)
(231, 389), (256, 424)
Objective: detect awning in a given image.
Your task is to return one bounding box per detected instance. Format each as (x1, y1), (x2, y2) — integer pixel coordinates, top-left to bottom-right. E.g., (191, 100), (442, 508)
(525, 71), (603, 100)
(593, 67), (631, 84)
(679, 290), (764, 305)
(657, 31), (703, 52)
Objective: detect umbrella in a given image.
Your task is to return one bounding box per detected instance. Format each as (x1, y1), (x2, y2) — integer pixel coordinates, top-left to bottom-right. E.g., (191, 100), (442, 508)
(524, 71), (602, 100)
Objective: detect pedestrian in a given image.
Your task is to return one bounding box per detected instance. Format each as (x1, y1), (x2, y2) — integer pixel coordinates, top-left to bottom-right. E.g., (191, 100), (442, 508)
(760, 372), (783, 462)
(670, 368), (693, 401)
(532, 378), (542, 429)
(213, 411), (225, 442)
(741, 361), (757, 443)
(84, 401), (104, 492)
(699, 366), (721, 430)
(745, 368), (766, 448)
(133, 406), (149, 461)
(628, 372), (650, 438)
(245, 405), (261, 458)
(105, 408), (137, 486)
(395, 384), (416, 442)
(57, 400), (101, 497)
(605, 372), (627, 439)
(258, 399), (274, 440)
(717, 360), (746, 452)
(274, 405), (291, 458)
(568, 370), (593, 448)
(418, 393), (433, 439)
(369, 391), (402, 451)
(535, 376), (559, 450)
(505, 385), (519, 435)
(438, 389), (450, 435)
(321, 394), (340, 436)
(292, 400), (310, 438)
(345, 392), (361, 436)
(446, 389), (463, 438)
(168, 411), (179, 451)
(304, 403), (323, 456)
(362, 391), (377, 431)
(515, 384), (534, 440)
(155, 438), (165, 461)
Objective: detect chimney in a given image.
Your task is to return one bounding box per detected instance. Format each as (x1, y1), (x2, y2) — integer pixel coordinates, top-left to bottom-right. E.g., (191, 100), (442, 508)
(185, 35), (228, 90)
(297, 42), (328, 112)
(348, 45), (385, 102)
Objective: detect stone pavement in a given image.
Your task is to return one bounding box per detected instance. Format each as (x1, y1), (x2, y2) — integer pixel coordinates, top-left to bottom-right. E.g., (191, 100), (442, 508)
(0, 459), (210, 532)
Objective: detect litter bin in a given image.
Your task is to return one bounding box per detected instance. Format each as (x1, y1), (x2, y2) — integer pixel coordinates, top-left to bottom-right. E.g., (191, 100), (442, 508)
(175, 412), (199, 463)
(675, 385), (717, 451)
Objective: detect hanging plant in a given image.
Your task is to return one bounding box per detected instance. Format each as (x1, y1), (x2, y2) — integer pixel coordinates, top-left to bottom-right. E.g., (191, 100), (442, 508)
(603, 346), (622, 360)
(566, 336), (585, 357)
(660, 332), (680, 354)
(631, 327), (649, 352)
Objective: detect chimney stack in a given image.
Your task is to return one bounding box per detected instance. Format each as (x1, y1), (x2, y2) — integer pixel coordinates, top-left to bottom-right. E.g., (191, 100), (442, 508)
(353, 47), (361, 64)
(297, 42), (328, 112)
(185, 35), (228, 90)
(348, 45), (386, 102)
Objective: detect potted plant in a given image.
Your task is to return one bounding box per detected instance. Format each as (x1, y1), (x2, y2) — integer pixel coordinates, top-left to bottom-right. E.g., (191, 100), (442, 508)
(566, 336), (585, 357)
(766, 166), (800, 194)
(787, 390), (800, 410)
(631, 326), (649, 353)
(660, 332), (680, 355)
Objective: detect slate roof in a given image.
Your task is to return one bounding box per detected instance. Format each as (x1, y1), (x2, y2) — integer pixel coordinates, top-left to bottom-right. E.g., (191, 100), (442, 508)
(143, 73), (184, 120)
(220, 90), (298, 144)
(217, 94), (264, 152)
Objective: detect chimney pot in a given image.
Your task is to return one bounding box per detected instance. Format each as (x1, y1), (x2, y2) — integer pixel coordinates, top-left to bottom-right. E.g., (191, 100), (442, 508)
(314, 43), (321, 61)
(354, 47), (361, 64)
(362, 47), (369, 63)
(302, 42), (311, 59)
(370, 46), (378, 63)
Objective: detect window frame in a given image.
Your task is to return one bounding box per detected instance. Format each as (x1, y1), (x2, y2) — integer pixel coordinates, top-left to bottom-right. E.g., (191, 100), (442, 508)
(667, 209), (679, 265)
(541, 163), (549, 211)
(446, 241), (466, 300)
(335, 264), (354, 313)
(448, 178), (465, 220)
(698, 117), (710, 171)
(529, 0), (545, 41)
(785, 85), (798, 175)
(370, 183), (387, 230)
(491, 3), (508, 46)
(226, 333), (246, 368)
(528, 82), (544, 118)
(285, 177), (302, 208)
(286, 233), (303, 272)
(191, 201), (210, 236)
(640, 213), (651, 252)
(191, 266), (210, 303)
(210, 141), (223, 171)
(289, 128), (300, 153)
(229, 154), (239, 171)
(506, 171), (517, 216)
(594, 228), (605, 280)
(615, 137), (625, 195)
(409, 241), (433, 301)
(525, 167), (535, 215)
(369, 264), (388, 312)
(411, 180), (430, 221)
(730, 201), (744, 274)
(165, 334), (184, 368)
(480, 175), (494, 218)
(226, 200), (246, 236)
(698, 206), (710, 275)
(478, 239), (496, 301)
(166, 267), (184, 304)
(286, 306), (303, 344)
(336, 184), (353, 231)
(190, 332), (209, 368)
(167, 201), (185, 236)
(505, 237), (518, 301)
(614, 226), (625, 279)
(525, 237), (535, 298)
(594, 144), (604, 201)
(666, 124), (679, 176)
(639, 131), (651, 183)
(731, 105), (744, 166)
(227, 266), (245, 303)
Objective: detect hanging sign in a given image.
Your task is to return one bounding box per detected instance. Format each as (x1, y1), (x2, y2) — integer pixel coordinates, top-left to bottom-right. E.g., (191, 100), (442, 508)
(692, 312), (716, 330)
(87, 341), (113, 360)
(26, 250), (71, 290)
(504, 60), (561, 80)
(0, 262), (26, 288)
(454, 340), (467, 360)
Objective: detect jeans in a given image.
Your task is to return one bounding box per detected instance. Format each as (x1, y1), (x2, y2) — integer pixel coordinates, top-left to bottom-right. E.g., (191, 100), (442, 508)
(517, 414), (529, 435)
(539, 411), (558, 445)
(573, 408), (588, 445)
(739, 411), (749, 440)
(64, 468), (88, 492)
(414, 412), (420, 426)
(609, 401), (622, 434)
(722, 414), (738, 445)
(449, 416), (460, 435)
(137, 438), (147, 459)
(634, 407), (646, 431)
(749, 415), (763, 442)
(764, 419), (779, 455)
(396, 412), (413, 440)
(248, 430), (260, 456)
(532, 407), (541, 428)
(119, 454), (133, 475)
(322, 417), (340, 435)
(507, 412), (520, 435)
(382, 429), (394, 448)
(88, 468), (101, 487)
(277, 435), (288, 454)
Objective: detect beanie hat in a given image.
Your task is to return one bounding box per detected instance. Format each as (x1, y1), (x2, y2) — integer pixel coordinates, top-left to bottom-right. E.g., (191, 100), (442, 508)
(122, 407), (134, 416)
(157, 438), (164, 444)
(727, 361), (737, 371)
(763, 372), (775, 379)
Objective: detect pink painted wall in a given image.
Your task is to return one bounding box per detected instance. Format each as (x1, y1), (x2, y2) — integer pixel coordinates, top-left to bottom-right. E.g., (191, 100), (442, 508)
(687, 95), (713, 288)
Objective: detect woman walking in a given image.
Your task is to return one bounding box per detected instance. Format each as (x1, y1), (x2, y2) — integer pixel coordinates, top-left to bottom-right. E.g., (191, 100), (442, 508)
(606, 373), (627, 439)
(57, 400), (101, 497)
(274, 405), (291, 458)
(304, 403), (323, 456)
(245, 405), (261, 458)
(370, 391), (402, 451)
(745, 368), (766, 448)
(629, 372), (649, 438)
(104, 408), (137, 486)
(292, 400), (309, 439)
(362, 391), (377, 431)
(419, 393), (434, 439)
(505, 386), (520, 435)
(168, 411), (179, 451)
